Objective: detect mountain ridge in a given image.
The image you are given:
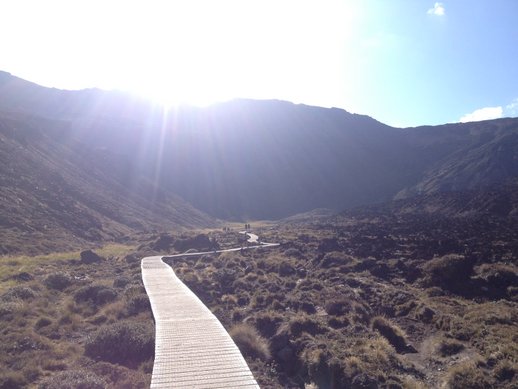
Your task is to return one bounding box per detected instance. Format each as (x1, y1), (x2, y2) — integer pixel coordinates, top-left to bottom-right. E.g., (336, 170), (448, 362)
(1, 71), (518, 252)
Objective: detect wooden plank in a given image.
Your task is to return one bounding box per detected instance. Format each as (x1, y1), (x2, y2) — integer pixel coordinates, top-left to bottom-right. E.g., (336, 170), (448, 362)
(142, 256), (259, 389)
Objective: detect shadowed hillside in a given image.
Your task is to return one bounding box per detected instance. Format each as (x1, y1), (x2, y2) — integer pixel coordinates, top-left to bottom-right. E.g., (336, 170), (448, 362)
(0, 109), (215, 254)
(1, 70), (518, 224)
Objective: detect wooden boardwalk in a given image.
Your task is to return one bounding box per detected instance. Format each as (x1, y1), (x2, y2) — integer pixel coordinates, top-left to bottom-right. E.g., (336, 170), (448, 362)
(142, 255), (260, 389)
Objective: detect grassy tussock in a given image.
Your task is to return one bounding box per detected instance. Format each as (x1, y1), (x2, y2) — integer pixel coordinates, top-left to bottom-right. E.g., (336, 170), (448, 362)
(169, 225), (518, 388)
(229, 323), (271, 361)
(0, 245), (152, 387)
(371, 316), (409, 353)
(445, 361), (491, 389)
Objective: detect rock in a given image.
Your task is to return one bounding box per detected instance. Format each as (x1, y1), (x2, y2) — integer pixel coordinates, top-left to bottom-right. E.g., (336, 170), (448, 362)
(80, 250), (103, 264)
(416, 306), (435, 323)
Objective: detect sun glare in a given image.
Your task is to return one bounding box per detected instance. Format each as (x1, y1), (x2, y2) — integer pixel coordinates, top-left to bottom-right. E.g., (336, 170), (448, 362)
(95, 0), (356, 108)
(0, 0), (356, 108)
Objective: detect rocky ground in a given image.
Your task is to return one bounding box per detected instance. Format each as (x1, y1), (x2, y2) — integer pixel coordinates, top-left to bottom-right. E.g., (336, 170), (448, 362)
(1, 207), (517, 388)
(167, 211), (517, 388)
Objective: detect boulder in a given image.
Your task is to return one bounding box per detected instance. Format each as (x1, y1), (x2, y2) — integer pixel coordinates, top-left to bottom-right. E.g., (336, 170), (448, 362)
(80, 250), (104, 264)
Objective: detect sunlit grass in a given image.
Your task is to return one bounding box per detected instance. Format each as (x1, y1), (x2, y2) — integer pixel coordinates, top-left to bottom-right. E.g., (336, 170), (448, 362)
(0, 241), (152, 387)
(0, 243), (136, 293)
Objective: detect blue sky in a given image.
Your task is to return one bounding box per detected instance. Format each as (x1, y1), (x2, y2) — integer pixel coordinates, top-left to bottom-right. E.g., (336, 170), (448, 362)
(0, 0), (517, 127)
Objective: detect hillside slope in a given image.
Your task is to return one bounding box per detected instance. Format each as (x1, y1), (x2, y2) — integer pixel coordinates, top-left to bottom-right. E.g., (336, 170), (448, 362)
(1, 70), (518, 224)
(0, 110), (215, 254)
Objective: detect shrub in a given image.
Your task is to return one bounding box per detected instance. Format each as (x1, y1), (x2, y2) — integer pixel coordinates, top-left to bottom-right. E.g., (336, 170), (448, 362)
(278, 261), (296, 276)
(80, 250), (103, 264)
(124, 285), (146, 298)
(284, 248), (302, 258)
(320, 252), (353, 268)
(0, 302), (19, 317)
(415, 305), (435, 323)
(1, 286), (36, 301)
(494, 360), (517, 381)
(125, 294), (151, 315)
(445, 362), (491, 389)
(289, 316), (327, 337)
(38, 370), (105, 389)
(124, 254), (139, 264)
(423, 254), (474, 286)
(0, 371), (26, 389)
(371, 316), (409, 353)
(34, 317), (53, 330)
(9, 334), (49, 352)
(10, 272), (33, 282)
(325, 299), (351, 316)
(85, 321), (154, 366)
(328, 317), (349, 329)
(113, 277), (130, 288)
(74, 285), (117, 306)
(246, 312), (283, 338)
(44, 273), (72, 291)
(229, 323), (271, 361)
(438, 339), (464, 356)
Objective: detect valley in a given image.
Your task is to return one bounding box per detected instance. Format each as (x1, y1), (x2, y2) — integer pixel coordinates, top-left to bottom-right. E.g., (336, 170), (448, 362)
(0, 72), (517, 388)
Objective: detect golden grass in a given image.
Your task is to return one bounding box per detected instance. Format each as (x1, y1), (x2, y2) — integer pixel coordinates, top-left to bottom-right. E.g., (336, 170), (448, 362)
(229, 323), (271, 361)
(0, 244), (152, 388)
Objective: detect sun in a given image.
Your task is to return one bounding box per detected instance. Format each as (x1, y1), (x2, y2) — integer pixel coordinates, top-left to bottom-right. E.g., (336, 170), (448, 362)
(0, 0), (357, 109)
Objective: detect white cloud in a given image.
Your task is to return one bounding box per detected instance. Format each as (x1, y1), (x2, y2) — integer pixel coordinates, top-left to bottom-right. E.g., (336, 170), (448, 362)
(459, 106), (503, 123)
(427, 2), (445, 16)
(504, 98), (518, 117)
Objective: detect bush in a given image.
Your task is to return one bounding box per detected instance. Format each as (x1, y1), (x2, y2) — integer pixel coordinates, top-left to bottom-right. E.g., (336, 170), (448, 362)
(124, 254), (139, 264)
(85, 321), (154, 366)
(38, 370), (105, 389)
(124, 285), (146, 298)
(34, 317), (53, 330)
(289, 316), (327, 336)
(438, 339), (464, 356)
(0, 302), (20, 320)
(320, 252), (353, 268)
(494, 360), (517, 382)
(0, 371), (26, 389)
(1, 286), (36, 301)
(423, 254), (474, 286)
(74, 285), (117, 306)
(229, 323), (271, 361)
(284, 248), (302, 258)
(44, 273), (72, 291)
(80, 250), (104, 264)
(10, 272), (33, 282)
(278, 261), (296, 276)
(246, 312), (283, 338)
(125, 294), (151, 316)
(325, 299), (351, 316)
(445, 362), (491, 389)
(113, 277), (130, 288)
